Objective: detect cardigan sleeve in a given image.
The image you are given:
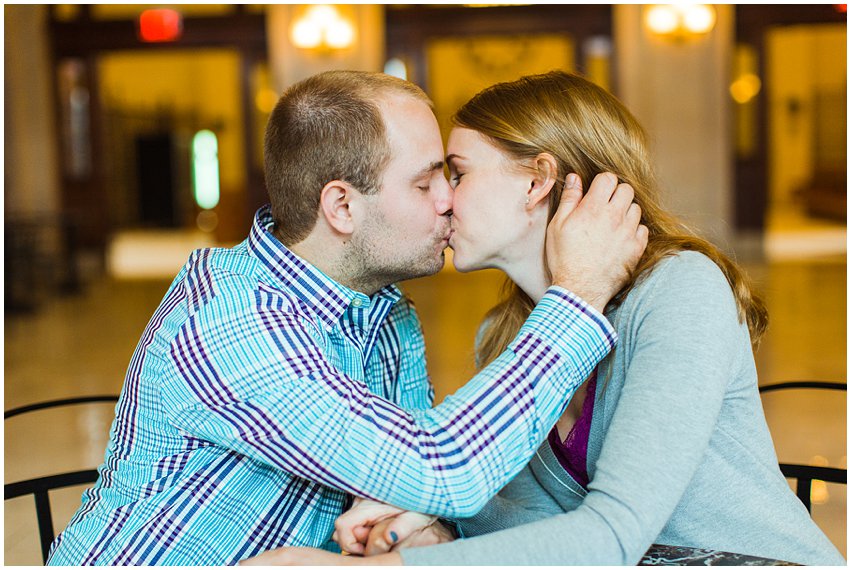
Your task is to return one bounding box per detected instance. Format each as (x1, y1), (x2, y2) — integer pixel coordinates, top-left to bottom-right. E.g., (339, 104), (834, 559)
(453, 463), (564, 537)
(402, 253), (745, 565)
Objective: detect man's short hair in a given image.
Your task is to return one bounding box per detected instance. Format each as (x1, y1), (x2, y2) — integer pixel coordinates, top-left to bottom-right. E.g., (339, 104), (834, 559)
(263, 70), (431, 246)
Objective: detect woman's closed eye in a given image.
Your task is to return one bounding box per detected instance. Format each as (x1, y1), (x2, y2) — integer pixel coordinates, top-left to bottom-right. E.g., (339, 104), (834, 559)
(450, 173), (465, 188)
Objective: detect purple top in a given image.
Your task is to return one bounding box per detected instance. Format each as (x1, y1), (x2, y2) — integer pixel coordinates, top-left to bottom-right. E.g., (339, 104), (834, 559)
(548, 372), (597, 488)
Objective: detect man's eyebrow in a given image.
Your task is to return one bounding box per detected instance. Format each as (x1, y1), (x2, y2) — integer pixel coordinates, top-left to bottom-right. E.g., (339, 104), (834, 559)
(414, 160), (444, 178)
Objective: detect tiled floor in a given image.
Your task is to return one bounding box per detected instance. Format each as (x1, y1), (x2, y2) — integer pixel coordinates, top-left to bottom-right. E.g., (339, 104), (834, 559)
(4, 251), (846, 564)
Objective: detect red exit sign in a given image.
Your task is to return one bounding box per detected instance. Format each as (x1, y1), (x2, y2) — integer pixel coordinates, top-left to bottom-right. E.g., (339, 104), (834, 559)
(138, 9), (183, 43)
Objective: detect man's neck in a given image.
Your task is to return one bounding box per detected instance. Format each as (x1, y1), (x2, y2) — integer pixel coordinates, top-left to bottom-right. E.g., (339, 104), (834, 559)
(280, 232), (383, 297)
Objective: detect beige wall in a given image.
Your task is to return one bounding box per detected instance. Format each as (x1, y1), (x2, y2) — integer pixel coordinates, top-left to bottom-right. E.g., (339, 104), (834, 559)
(266, 5), (384, 93)
(426, 34), (574, 143)
(98, 50), (245, 195)
(615, 5), (735, 250)
(5, 5), (61, 217)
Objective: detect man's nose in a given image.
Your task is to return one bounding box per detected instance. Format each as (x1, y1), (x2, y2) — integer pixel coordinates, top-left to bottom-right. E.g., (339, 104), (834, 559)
(435, 176), (453, 217)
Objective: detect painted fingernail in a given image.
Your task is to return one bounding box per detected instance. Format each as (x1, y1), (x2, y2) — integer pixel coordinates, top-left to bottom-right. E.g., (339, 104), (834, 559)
(390, 531), (399, 543)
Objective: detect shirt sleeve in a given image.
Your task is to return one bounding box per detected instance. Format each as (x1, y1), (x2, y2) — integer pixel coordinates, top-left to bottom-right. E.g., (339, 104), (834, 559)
(161, 286), (615, 519)
(401, 255), (745, 564)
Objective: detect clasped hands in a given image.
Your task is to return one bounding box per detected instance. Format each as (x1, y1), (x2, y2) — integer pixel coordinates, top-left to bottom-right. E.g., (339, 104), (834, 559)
(239, 499), (446, 566)
(333, 498), (454, 556)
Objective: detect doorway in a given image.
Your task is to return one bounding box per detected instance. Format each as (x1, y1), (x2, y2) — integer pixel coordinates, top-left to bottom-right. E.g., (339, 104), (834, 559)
(764, 23), (846, 260)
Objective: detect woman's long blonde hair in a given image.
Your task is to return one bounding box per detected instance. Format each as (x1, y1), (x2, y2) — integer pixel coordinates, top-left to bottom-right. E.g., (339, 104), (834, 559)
(457, 71), (769, 370)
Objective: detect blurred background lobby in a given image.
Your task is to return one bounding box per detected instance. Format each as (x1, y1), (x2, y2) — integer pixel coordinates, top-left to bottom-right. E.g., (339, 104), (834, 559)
(5, 3), (846, 564)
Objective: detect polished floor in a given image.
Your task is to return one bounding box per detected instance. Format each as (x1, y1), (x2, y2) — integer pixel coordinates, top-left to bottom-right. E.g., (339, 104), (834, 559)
(4, 248), (846, 564)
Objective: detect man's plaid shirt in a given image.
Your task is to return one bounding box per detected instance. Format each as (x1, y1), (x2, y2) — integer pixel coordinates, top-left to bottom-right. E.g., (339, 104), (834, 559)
(47, 205), (615, 565)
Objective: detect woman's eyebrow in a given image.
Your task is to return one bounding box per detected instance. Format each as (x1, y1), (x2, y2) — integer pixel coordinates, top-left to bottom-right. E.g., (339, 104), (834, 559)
(445, 154), (466, 166)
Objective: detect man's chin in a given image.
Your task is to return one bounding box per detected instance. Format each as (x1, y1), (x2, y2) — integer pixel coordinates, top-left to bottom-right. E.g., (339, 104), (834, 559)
(395, 253), (445, 283)
(424, 252), (447, 276)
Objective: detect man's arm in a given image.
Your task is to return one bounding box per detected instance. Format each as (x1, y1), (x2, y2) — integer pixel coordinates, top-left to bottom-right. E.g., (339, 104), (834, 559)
(164, 286), (612, 519)
(330, 172), (647, 552)
(164, 172), (645, 519)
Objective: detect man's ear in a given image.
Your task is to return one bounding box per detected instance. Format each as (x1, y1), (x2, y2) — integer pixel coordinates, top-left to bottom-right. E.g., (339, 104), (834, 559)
(318, 180), (358, 236)
(525, 152), (558, 210)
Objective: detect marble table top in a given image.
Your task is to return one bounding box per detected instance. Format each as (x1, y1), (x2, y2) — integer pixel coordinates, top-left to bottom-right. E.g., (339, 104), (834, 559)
(640, 544), (799, 566)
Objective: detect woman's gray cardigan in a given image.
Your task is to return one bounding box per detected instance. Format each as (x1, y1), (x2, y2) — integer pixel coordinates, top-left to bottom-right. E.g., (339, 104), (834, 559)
(403, 252), (844, 566)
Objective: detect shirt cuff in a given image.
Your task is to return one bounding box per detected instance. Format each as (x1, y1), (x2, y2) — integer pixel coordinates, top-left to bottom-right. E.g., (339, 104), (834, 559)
(438, 517), (465, 539)
(510, 286), (617, 365)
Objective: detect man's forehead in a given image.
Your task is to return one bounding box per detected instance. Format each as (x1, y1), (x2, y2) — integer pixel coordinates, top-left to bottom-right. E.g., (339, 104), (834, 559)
(377, 92), (436, 124)
(381, 100), (442, 145)
(375, 89), (428, 107)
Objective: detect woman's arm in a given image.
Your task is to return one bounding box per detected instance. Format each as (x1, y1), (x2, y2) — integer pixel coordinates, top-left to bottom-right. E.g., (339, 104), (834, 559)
(454, 463), (563, 537)
(401, 253), (744, 565)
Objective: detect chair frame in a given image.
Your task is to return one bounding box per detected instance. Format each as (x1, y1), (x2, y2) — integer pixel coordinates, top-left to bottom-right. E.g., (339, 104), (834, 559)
(5, 385), (845, 559)
(4, 395), (121, 419)
(4, 395), (119, 563)
(758, 381), (847, 514)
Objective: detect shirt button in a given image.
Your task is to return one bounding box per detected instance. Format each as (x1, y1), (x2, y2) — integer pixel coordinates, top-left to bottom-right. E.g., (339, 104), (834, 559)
(352, 298), (362, 307)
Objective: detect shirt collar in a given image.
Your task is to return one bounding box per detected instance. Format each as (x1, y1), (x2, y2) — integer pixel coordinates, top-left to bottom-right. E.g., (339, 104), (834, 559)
(248, 205), (402, 330)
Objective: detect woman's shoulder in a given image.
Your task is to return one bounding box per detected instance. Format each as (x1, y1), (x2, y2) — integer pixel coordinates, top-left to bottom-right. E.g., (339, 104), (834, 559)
(636, 250), (730, 294)
(644, 249), (726, 282)
(619, 250), (737, 317)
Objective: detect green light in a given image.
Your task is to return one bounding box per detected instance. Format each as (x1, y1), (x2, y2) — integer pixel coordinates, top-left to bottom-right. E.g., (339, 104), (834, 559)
(192, 130), (220, 210)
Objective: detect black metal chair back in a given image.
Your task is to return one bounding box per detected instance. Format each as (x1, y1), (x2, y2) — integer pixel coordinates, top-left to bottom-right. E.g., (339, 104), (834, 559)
(4, 396), (119, 563)
(758, 381), (847, 514)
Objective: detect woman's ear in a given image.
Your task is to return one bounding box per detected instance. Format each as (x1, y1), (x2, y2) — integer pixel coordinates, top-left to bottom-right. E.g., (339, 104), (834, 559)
(525, 152), (558, 210)
(318, 180), (357, 236)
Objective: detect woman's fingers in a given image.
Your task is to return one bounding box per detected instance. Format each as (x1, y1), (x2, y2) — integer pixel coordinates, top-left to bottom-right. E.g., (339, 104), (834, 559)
(365, 519), (395, 556)
(364, 511), (437, 556)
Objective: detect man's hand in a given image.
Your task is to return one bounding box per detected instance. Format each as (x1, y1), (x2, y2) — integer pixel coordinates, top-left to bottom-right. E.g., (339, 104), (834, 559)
(334, 498), (453, 556)
(238, 546), (400, 566)
(333, 498), (407, 555)
(546, 172), (648, 313)
(363, 515), (455, 555)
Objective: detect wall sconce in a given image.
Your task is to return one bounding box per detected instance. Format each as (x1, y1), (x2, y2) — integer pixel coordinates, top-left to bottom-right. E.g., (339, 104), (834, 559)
(644, 4), (716, 42)
(730, 73), (761, 104)
(290, 5), (355, 51)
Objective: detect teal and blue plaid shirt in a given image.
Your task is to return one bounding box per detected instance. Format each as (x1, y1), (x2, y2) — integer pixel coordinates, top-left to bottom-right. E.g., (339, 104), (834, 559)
(47, 206), (616, 565)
